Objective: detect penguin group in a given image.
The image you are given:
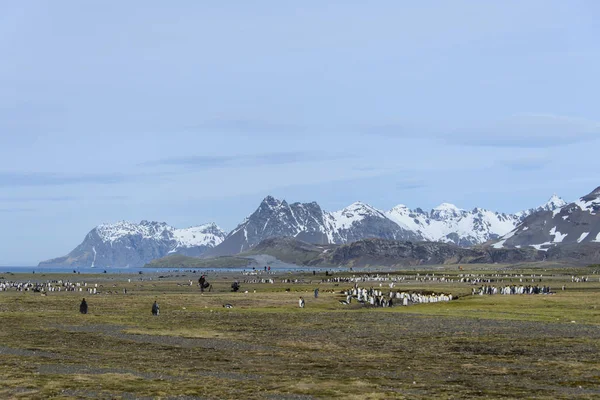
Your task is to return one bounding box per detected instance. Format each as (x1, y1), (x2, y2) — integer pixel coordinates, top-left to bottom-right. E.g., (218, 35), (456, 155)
(473, 285), (552, 296)
(0, 280), (92, 293)
(343, 285), (454, 307)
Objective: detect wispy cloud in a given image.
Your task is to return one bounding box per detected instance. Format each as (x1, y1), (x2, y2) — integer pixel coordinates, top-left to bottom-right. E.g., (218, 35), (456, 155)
(0, 172), (131, 187)
(142, 151), (348, 168)
(395, 181), (426, 190)
(183, 118), (304, 135)
(0, 195), (77, 202)
(359, 114), (600, 148)
(359, 122), (434, 139)
(0, 195), (129, 203)
(360, 123), (413, 137)
(452, 114), (600, 148)
(0, 207), (35, 213)
(500, 156), (550, 171)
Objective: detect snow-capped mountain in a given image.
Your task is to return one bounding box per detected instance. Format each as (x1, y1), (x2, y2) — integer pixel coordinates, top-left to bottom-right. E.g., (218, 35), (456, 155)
(383, 196), (566, 247)
(327, 201), (422, 244)
(208, 195), (566, 256)
(206, 196), (332, 256)
(386, 203), (519, 247)
(39, 221), (226, 268)
(493, 187), (600, 251)
(207, 197), (421, 256)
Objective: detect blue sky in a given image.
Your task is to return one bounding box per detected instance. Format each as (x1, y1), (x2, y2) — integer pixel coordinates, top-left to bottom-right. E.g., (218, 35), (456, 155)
(1, 1), (599, 265)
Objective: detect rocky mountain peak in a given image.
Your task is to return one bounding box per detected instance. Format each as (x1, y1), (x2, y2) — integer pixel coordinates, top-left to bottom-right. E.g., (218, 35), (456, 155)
(260, 195), (281, 208)
(390, 204), (410, 211)
(540, 194), (567, 211)
(200, 222), (223, 231)
(514, 194), (567, 219)
(341, 201), (381, 214)
(431, 203), (464, 219)
(330, 201), (387, 229)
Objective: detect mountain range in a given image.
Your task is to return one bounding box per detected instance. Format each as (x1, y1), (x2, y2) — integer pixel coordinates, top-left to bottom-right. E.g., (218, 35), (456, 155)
(205, 194), (566, 257)
(39, 194), (568, 268)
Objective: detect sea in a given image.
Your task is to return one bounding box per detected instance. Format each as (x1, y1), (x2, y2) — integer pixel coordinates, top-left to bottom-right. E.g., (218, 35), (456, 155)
(0, 265), (332, 275)
(0, 266), (147, 274)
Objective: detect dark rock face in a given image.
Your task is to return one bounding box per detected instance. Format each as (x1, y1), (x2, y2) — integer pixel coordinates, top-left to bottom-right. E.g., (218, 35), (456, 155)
(479, 247), (543, 264)
(250, 237), (323, 254)
(244, 237), (329, 265)
(207, 197), (423, 257)
(493, 187), (600, 251)
(545, 242), (600, 264)
(308, 239), (473, 266)
(247, 236), (600, 267)
(207, 197), (333, 256)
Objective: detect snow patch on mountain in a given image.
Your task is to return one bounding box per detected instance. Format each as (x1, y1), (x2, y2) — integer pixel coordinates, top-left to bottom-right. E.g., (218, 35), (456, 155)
(577, 232), (589, 243)
(531, 242), (553, 251)
(575, 198), (599, 215)
(171, 224), (226, 249)
(492, 229), (517, 249)
(91, 246), (97, 268)
(549, 226), (568, 243)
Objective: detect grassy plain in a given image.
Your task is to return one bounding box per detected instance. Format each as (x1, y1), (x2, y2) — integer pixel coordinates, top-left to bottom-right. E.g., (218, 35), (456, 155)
(0, 265), (599, 399)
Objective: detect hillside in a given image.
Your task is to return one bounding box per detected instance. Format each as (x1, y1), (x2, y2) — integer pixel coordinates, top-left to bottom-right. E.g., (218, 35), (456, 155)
(242, 237), (600, 268)
(241, 237), (331, 265)
(144, 254), (251, 269)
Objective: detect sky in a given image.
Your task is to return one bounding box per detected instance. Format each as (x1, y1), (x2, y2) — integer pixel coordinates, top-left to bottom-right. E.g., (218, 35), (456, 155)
(1, 1), (599, 265)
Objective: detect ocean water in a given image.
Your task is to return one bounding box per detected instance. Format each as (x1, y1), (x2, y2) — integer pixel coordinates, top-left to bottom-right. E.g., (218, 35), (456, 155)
(0, 266), (145, 274)
(0, 265), (328, 275)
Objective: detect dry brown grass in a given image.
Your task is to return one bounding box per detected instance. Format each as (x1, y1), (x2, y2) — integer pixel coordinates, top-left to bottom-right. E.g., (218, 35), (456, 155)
(0, 267), (599, 399)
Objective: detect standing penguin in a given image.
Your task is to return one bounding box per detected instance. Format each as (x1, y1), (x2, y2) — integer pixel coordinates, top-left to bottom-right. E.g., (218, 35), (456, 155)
(151, 300), (160, 316)
(298, 297), (305, 308)
(79, 298), (88, 314)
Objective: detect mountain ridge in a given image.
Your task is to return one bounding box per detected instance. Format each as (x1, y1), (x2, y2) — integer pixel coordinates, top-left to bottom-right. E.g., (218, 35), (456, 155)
(147, 236), (600, 268)
(207, 194), (567, 256)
